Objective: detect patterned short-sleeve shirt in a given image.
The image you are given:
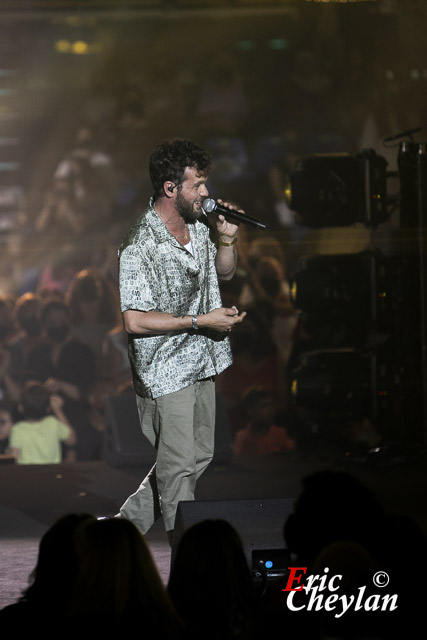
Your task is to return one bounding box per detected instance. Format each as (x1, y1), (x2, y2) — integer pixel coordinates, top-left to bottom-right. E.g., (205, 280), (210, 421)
(119, 200), (233, 398)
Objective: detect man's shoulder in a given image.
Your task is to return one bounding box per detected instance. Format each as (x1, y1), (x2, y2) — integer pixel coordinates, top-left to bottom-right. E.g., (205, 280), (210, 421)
(119, 210), (153, 253)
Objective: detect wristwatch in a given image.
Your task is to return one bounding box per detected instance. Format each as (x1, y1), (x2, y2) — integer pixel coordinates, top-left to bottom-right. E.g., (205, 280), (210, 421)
(192, 315), (199, 330)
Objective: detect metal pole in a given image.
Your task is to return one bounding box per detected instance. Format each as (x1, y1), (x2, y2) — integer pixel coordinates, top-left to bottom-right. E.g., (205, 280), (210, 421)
(416, 144), (427, 443)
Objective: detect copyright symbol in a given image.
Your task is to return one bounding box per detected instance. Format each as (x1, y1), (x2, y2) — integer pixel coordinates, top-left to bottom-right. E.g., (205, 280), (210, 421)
(373, 571), (389, 588)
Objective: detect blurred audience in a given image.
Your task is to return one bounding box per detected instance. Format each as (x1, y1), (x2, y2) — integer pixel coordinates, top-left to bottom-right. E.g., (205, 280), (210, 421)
(2, 26), (417, 465)
(26, 299), (101, 461)
(233, 387), (295, 457)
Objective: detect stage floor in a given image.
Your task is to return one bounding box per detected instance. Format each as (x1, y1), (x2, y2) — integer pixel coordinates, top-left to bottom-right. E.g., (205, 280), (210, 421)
(1, 449), (426, 609)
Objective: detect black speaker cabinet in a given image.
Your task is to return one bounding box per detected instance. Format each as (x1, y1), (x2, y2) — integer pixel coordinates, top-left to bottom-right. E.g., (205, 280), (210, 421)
(103, 395), (154, 467)
(172, 498), (295, 574)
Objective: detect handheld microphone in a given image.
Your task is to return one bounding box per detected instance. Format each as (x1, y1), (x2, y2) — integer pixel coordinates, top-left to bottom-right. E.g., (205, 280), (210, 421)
(202, 198), (266, 230)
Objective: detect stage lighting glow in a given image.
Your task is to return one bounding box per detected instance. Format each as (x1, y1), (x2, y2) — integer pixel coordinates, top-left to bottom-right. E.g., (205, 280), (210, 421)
(72, 41), (89, 55)
(269, 39), (288, 50)
(55, 40), (71, 53)
(283, 178), (292, 206)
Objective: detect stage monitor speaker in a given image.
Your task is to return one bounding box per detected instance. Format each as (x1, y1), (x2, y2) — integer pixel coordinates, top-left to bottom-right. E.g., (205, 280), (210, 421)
(172, 498), (295, 578)
(103, 395), (154, 467)
(103, 394), (233, 467)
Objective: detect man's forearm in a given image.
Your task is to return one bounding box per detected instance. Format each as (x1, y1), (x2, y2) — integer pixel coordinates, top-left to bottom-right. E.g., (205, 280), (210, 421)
(123, 306), (245, 335)
(215, 239), (237, 280)
(123, 309), (193, 335)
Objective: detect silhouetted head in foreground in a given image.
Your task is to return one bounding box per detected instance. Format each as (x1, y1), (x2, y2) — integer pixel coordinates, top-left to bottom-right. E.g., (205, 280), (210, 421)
(168, 518), (256, 640)
(69, 517), (180, 635)
(23, 513), (96, 608)
(284, 470), (385, 567)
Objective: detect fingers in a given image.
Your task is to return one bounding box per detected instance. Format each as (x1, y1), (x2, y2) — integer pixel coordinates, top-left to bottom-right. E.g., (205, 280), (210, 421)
(235, 311), (247, 323)
(223, 307), (247, 331)
(205, 306), (246, 332)
(217, 199), (245, 214)
(225, 305), (239, 316)
(216, 215), (239, 235)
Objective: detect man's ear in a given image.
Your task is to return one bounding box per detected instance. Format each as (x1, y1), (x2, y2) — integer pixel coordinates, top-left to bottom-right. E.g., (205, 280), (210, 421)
(164, 182), (176, 197)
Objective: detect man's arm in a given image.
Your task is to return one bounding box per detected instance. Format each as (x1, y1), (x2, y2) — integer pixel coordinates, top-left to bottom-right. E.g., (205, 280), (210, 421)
(123, 307), (246, 336)
(213, 200), (240, 280)
(215, 240), (238, 281)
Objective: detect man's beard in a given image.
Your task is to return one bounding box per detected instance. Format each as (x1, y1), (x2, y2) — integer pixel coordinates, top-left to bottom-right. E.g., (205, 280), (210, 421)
(176, 190), (199, 223)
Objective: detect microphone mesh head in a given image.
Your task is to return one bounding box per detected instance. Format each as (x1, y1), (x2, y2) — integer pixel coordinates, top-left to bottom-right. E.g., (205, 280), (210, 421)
(202, 198), (216, 213)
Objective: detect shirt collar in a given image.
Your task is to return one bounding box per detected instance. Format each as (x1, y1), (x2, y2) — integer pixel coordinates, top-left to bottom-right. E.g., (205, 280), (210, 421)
(146, 197), (208, 248)
(143, 198), (175, 244)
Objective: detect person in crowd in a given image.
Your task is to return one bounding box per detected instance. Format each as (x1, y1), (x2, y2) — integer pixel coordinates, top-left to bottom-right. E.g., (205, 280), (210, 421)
(168, 519), (257, 640)
(0, 295), (15, 343)
(0, 513), (95, 629)
(36, 124), (116, 238)
(216, 305), (282, 436)
(7, 293), (43, 392)
(100, 323), (132, 393)
(284, 470), (386, 568)
(117, 138), (245, 544)
(68, 517), (182, 635)
(233, 387), (295, 456)
(0, 295), (19, 403)
(66, 267), (120, 373)
(238, 239), (299, 368)
(26, 298), (100, 460)
(9, 381), (77, 464)
(36, 246), (82, 298)
(0, 400), (14, 455)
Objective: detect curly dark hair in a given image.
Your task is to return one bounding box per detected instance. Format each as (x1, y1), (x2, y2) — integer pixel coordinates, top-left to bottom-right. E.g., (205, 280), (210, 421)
(149, 138), (211, 200)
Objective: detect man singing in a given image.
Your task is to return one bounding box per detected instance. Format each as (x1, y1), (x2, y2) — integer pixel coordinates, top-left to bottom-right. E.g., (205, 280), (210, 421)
(118, 138), (246, 543)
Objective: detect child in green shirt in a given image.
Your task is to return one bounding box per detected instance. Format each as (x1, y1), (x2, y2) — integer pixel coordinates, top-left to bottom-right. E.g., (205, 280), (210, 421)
(10, 382), (77, 464)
